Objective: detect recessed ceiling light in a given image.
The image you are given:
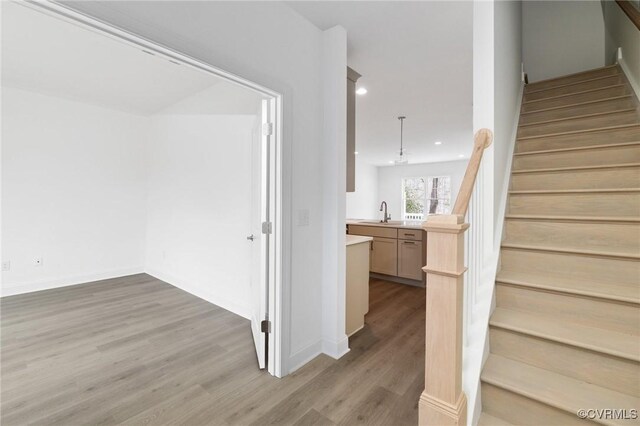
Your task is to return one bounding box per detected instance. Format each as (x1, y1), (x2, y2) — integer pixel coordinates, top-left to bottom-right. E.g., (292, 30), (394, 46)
(459, 154), (465, 158)
(356, 87), (368, 95)
(434, 141), (442, 145)
(354, 151), (359, 155)
(388, 160), (394, 164)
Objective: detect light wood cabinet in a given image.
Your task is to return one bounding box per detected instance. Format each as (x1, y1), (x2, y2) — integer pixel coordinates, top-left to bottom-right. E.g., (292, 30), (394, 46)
(348, 223), (425, 285)
(370, 237), (398, 276)
(398, 240), (423, 280)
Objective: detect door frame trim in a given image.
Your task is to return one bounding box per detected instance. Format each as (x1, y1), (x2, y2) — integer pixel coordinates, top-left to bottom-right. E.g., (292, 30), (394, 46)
(21, 0), (284, 377)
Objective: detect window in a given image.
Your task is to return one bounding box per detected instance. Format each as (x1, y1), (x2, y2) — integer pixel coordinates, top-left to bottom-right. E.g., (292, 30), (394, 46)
(402, 176), (451, 220)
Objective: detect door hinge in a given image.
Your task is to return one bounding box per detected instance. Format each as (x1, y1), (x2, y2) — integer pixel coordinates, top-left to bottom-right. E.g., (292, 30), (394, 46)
(261, 319), (271, 333)
(262, 221), (272, 234)
(262, 123), (273, 136)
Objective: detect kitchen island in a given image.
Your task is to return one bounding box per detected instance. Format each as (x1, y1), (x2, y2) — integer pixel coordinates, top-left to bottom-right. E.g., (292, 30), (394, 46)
(345, 234), (373, 336)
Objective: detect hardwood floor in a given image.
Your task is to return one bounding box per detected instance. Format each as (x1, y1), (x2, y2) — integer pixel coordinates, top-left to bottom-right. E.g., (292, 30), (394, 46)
(1, 274), (425, 425)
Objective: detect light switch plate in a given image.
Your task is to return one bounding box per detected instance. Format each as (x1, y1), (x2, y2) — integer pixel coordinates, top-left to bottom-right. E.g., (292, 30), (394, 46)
(1, 261), (9, 272)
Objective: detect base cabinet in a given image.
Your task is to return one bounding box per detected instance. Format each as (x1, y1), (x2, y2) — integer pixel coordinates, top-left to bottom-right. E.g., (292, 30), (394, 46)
(348, 224), (425, 285)
(370, 237), (398, 276)
(398, 240), (423, 280)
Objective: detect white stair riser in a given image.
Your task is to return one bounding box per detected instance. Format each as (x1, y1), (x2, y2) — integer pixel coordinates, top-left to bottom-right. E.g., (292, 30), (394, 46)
(500, 249), (640, 286)
(514, 145), (640, 170)
(480, 383), (589, 425)
(522, 86), (631, 112)
(490, 327), (640, 396)
(520, 97), (637, 125)
(511, 166), (640, 190)
(516, 127), (640, 152)
(526, 67), (621, 93)
(503, 220), (640, 255)
(495, 283), (640, 335)
(517, 110), (640, 139)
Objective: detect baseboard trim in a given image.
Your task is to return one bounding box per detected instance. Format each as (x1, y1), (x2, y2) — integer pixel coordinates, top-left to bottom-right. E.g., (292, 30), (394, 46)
(144, 268), (250, 320)
(0, 266), (145, 297)
(322, 335), (350, 359)
(617, 47), (640, 100)
(288, 340), (323, 373)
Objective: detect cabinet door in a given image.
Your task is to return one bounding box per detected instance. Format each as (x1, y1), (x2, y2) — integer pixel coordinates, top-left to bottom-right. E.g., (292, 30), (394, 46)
(398, 240), (423, 280)
(370, 237), (398, 276)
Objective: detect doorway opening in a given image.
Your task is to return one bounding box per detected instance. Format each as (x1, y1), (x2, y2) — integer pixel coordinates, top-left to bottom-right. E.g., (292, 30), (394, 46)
(2, 1), (283, 376)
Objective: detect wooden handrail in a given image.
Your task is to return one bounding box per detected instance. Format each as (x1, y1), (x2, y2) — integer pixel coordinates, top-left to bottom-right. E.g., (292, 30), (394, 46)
(419, 128), (493, 426)
(452, 128), (494, 217)
(616, 0), (640, 30)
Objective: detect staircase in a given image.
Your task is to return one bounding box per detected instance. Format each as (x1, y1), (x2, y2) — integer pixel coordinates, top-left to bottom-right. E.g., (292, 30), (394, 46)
(478, 64), (640, 425)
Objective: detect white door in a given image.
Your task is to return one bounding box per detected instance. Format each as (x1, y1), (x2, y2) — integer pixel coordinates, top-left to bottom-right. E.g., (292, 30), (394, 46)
(248, 99), (272, 369)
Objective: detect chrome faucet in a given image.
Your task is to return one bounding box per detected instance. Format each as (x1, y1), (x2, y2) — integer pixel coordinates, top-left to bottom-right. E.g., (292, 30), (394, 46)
(379, 201), (390, 223)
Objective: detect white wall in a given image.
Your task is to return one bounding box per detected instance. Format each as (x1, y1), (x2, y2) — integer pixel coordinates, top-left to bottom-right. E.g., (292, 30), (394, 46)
(320, 26), (348, 360)
(522, 1), (606, 82)
(603, 0), (640, 95)
(377, 160), (467, 221)
(62, 1), (346, 374)
(1, 87), (147, 295)
(145, 113), (258, 319)
(494, 0), (523, 230)
(346, 158), (379, 219)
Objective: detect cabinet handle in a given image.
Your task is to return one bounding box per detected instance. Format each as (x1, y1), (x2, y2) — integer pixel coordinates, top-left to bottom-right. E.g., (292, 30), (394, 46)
(404, 233), (415, 236)
(403, 241), (416, 245)
(370, 241), (374, 251)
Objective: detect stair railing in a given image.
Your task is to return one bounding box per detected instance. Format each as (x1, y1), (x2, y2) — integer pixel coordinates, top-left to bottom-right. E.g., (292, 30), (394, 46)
(616, 0), (640, 30)
(418, 128), (493, 426)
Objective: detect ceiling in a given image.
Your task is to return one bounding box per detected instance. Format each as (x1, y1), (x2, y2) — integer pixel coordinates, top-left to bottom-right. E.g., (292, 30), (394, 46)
(287, 1), (474, 166)
(1, 1), (262, 116)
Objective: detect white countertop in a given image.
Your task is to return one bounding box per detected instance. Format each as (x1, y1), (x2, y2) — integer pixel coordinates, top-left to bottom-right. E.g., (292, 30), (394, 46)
(346, 234), (373, 246)
(346, 219), (424, 230)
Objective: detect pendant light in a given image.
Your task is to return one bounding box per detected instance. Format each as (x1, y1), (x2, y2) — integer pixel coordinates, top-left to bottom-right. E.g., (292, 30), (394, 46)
(394, 116), (408, 165)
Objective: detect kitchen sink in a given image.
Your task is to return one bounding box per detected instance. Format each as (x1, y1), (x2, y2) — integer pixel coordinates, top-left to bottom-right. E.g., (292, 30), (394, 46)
(359, 220), (405, 226)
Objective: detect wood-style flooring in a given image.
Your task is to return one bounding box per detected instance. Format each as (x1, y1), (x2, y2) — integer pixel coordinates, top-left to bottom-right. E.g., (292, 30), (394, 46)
(1, 274), (425, 425)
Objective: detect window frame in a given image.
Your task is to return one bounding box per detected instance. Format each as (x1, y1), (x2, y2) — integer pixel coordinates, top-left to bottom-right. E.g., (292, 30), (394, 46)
(401, 175), (452, 220)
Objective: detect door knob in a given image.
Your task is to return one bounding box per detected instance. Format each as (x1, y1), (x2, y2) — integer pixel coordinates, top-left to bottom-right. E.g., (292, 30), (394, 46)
(247, 234), (255, 241)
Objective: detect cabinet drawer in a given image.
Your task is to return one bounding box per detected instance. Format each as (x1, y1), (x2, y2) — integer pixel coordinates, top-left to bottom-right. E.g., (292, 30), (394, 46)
(398, 229), (422, 241)
(349, 225), (398, 239)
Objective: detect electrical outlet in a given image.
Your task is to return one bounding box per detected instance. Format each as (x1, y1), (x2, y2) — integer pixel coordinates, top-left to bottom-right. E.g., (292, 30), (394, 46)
(1, 261), (10, 272)
(34, 257), (43, 267)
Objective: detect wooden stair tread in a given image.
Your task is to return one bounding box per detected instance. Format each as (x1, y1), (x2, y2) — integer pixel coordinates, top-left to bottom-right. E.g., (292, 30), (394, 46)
(478, 412), (513, 426)
(500, 242), (640, 260)
(523, 83), (627, 104)
(481, 355), (640, 426)
(519, 95), (634, 116)
(489, 308), (640, 361)
(511, 163), (640, 174)
(526, 64), (619, 89)
(509, 188), (640, 194)
(514, 141), (640, 156)
(496, 270), (640, 304)
(505, 214), (640, 223)
(525, 74), (625, 95)
(519, 108), (638, 128)
(517, 124), (640, 141)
